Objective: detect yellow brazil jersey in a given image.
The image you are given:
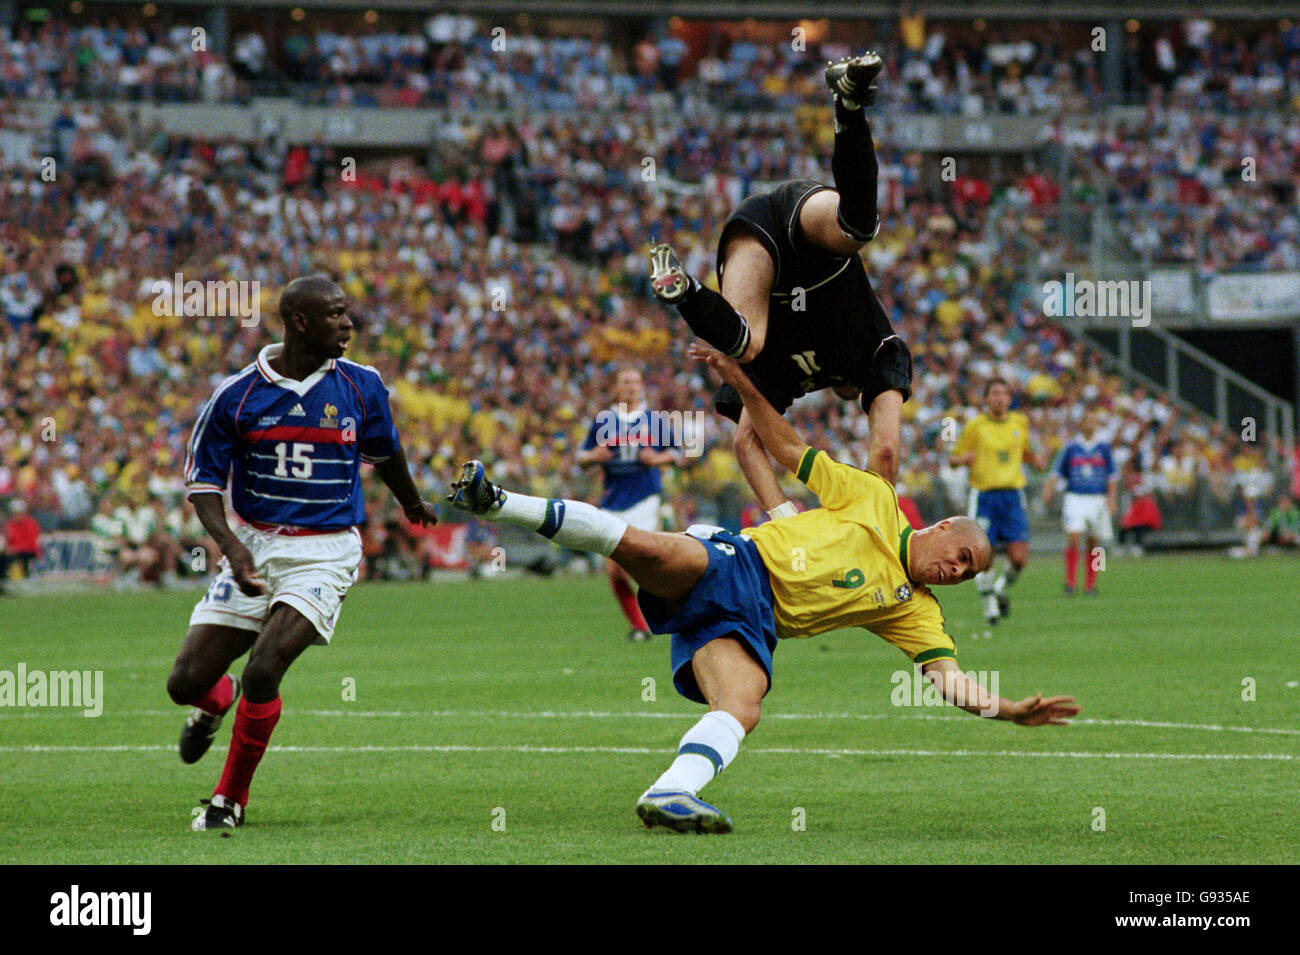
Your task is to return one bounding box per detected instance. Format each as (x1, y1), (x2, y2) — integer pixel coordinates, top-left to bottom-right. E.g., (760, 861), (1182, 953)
(742, 448), (956, 667)
(952, 411), (1031, 490)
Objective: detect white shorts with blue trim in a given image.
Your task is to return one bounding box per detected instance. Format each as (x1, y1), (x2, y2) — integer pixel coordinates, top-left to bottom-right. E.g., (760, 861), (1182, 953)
(188, 523), (363, 644)
(1063, 492), (1113, 541)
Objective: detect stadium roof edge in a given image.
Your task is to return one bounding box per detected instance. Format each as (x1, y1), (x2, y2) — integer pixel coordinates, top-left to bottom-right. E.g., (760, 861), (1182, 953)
(139, 1), (1300, 20)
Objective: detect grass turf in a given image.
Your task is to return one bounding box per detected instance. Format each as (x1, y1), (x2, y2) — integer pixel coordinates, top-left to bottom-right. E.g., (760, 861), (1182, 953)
(0, 553), (1296, 864)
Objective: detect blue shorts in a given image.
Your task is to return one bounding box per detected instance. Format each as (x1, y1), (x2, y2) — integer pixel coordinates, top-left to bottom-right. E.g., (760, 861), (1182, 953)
(972, 488), (1029, 546)
(637, 529), (778, 705)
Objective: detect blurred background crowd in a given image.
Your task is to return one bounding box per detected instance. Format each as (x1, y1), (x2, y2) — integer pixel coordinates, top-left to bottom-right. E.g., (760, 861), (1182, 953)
(1, 6), (1297, 587)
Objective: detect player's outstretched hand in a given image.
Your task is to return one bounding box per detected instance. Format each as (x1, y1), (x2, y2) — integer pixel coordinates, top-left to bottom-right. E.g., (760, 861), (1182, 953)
(688, 341), (746, 388)
(1008, 693), (1079, 727)
(402, 500), (440, 527)
(225, 541), (268, 597)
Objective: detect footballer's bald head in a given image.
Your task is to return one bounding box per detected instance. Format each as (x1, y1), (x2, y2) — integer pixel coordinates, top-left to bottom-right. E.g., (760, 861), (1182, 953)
(908, 514), (993, 586)
(277, 275), (352, 359)
(279, 275), (343, 323)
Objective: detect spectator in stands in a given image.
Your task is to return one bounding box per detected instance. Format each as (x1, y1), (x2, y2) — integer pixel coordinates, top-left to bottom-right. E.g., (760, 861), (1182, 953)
(1118, 454), (1162, 555)
(1, 498), (41, 589)
(1262, 495), (1300, 547)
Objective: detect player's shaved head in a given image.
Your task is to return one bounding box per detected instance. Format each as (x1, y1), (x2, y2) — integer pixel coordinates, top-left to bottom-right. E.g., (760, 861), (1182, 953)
(279, 275), (343, 322)
(946, 516), (993, 572)
(276, 275), (353, 362)
(908, 515), (993, 586)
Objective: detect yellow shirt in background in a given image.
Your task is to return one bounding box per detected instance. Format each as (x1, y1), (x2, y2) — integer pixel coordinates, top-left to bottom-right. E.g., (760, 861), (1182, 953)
(952, 411), (1031, 490)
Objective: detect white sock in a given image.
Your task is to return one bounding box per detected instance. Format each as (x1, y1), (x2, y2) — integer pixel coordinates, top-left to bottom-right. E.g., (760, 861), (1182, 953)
(494, 492), (626, 558)
(975, 569), (996, 595)
(647, 710), (746, 796)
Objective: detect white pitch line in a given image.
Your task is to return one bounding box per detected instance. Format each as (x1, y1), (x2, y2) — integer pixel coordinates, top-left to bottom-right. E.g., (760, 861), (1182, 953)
(4, 708), (1299, 738)
(2, 743), (1294, 761)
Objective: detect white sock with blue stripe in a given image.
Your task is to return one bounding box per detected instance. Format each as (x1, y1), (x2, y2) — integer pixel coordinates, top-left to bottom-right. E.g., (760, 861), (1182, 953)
(648, 710), (746, 796)
(494, 493), (626, 558)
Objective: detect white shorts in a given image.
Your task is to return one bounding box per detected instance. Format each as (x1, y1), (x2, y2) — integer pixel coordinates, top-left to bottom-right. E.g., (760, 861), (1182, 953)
(605, 495), (662, 533)
(1063, 493), (1113, 542)
(188, 523), (363, 644)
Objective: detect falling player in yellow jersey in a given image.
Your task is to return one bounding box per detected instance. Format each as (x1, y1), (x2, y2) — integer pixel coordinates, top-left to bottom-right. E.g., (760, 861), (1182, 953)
(448, 347), (1078, 834)
(949, 378), (1048, 626)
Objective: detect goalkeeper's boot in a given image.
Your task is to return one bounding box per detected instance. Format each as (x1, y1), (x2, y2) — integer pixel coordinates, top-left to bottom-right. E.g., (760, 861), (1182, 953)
(447, 460), (506, 515)
(191, 794), (244, 832)
(825, 51), (883, 108)
(178, 675), (241, 764)
(648, 243), (691, 305)
(636, 790), (733, 834)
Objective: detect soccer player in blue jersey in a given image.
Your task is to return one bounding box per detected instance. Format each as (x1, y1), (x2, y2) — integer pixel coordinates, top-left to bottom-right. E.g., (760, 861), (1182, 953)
(578, 367), (684, 641)
(1042, 410), (1117, 595)
(168, 276), (439, 831)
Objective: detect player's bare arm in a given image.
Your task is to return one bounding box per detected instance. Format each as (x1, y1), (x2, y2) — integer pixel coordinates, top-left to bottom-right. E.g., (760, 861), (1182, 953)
(188, 492), (266, 596)
(732, 410), (788, 512)
(690, 343), (805, 474)
(865, 388), (902, 485)
(922, 658), (1079, 725)
(1042, 472), (1058, 507)
(373, 449), (439, 526)
(578, 445), (615, 467)
(638, 448), (683, 468)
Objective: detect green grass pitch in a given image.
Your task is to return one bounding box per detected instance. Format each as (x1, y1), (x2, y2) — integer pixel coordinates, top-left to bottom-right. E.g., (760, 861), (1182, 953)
(1, 553), (1296, 864)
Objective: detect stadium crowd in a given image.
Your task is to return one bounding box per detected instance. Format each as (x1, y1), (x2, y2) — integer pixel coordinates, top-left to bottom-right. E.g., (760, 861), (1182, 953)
(1, 17), (1296, 587)
(3, 12), (1300, 115)
(1057, 111), (1300, 272)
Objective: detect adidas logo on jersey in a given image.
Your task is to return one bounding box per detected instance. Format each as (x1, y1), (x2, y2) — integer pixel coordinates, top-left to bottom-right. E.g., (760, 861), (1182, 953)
(288, 403), (306, 417)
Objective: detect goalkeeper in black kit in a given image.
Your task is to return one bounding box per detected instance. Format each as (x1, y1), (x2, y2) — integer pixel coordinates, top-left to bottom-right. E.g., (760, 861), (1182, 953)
(650, 53), (913, 522)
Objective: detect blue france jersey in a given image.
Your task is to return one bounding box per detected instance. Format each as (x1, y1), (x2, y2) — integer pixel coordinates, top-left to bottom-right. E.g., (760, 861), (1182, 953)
(582, 407), (666, 511)
(184, 345), (401, 529)
(1055, 439), (1115, 496)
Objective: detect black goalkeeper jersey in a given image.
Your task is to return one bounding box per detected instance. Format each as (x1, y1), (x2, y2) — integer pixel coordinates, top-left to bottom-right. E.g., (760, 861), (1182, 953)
(712, 178), (904, 422)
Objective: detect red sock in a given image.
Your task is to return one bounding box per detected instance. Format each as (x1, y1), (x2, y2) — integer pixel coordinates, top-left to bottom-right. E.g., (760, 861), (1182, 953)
(1085, 554), (1099, 591)
(214, 696), (282, 807)
(1064, 547), (1078, 588)
(194, 674), (235, 715)
(611, 572), (650, 631)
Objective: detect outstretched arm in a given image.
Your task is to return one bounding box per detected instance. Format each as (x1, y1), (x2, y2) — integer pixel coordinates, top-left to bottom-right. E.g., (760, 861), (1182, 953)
(690, 343), (805, 475)
(373, 449), (439, 526)
(733, 411), (789, 513)
(866, 389), (902, 485)
(921, 657), (1079, 725)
